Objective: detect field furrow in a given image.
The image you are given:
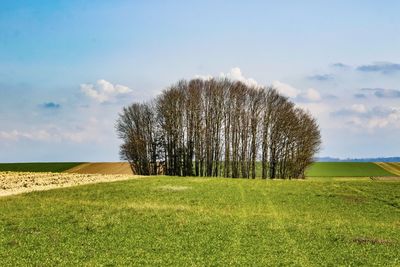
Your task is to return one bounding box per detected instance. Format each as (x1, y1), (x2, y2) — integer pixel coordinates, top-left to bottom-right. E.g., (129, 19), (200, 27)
(65, 162), (134, 175)
(375, 162), (400, 176)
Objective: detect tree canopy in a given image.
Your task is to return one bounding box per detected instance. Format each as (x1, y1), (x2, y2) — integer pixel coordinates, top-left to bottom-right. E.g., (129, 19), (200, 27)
(116, 78), (321, 179)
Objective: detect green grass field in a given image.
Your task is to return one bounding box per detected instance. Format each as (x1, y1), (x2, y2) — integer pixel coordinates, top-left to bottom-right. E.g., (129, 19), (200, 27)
(306, 162), (395, 177)
(0, 176), (399, 266)
(0, 162), (84, 173)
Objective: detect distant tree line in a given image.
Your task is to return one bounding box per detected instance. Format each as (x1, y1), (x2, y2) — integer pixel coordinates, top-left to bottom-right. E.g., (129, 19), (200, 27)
(116, 78), (321, 179)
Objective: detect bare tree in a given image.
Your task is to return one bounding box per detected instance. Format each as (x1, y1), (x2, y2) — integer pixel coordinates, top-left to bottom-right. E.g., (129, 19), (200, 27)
(116, 103), (158, 175)
(117, 78), (321, 179)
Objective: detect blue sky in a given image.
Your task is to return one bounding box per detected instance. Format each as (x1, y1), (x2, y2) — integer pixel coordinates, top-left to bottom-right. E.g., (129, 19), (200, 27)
(1, 0), (400, 162)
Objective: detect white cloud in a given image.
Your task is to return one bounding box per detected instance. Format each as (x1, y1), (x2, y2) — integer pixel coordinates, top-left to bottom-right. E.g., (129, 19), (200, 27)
(350, 104), (367, 113)
(194, 74), (213, 81)
(334, 105), (400, 130)
(296, 102), (330, 116)
(80, 79), (133, 103)
(367, 117), (389, 129)
(271, 80), (300, 98)
(302, 88), (321, 102)
(272, 81), (322, 102)
(195, 67), (260, 87)
(196, 70), (322, 102)
(0, 130), (51, 142)
(219, 67), (260, 87)
(350, 116), (391, 130)
(0, 118), (107, 143)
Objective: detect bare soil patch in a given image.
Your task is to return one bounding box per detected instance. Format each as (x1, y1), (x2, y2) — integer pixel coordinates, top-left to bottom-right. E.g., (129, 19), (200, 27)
(65, 162), (134, 175)
(0, 171), (141, 197)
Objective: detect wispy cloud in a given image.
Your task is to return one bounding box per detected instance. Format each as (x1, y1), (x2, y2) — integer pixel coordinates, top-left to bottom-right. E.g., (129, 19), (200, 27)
(331, 62), (350, 69)
(308, 74), (333, 81)
(41, 102), (61, 109)
(357, 62), (400, 74)
(196, 69), (322, 102)
(302, 88), (322, 101)
(0, 118), (105, 143)
(353, 93), (367, 99)
(272, 81), (322, 102)
(0, 130), (51, 142)
(272, 80), (300, 98)
(360, 88), (400, 98)
(324, 94), (339, 100)
(296, 88), (322, 102)
(80, 79), (133, 103)
(332, 104), (368, 116)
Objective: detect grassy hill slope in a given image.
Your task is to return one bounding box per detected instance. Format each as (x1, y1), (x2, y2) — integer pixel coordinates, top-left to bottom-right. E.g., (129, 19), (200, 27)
(0, 176), (398, 266)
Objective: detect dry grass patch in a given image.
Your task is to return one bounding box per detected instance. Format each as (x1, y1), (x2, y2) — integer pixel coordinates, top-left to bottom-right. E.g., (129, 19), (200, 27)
(341, 194), (366, 203)
(157, 185), (191, 192)
(352, 237), (393, 245)
(370, 176), (400, 181)
(0, 171), (141, 197)
(125, 202), (190, 211)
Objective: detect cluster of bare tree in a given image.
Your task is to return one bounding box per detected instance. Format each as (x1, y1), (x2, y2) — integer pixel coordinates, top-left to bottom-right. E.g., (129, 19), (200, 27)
(116, 78), (321, 179)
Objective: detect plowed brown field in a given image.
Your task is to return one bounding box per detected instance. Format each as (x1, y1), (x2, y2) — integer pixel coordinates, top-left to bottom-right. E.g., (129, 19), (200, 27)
(375, 162), (400, 176)
(65, 162), (134, 175)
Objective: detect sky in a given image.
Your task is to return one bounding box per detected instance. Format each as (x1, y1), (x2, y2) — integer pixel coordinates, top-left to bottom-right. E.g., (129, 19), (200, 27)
(1, 0), (400, 162)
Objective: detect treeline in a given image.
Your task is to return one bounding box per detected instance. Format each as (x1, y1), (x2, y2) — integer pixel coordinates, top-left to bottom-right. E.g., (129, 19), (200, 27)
(116, 78), (321, 179)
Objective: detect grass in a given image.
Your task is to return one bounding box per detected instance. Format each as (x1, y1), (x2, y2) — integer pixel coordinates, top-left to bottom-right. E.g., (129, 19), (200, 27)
(0, 176), (399, 266)
(0, 162), (84, 173)
(306, 162), (395, 177)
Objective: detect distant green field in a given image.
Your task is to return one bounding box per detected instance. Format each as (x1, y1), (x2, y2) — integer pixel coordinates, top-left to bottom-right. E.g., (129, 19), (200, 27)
(306, 162), (395, 177)
(1, 162), (397, 177)
(0, 162), (84, 173)
(0, 176), (399, 266)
